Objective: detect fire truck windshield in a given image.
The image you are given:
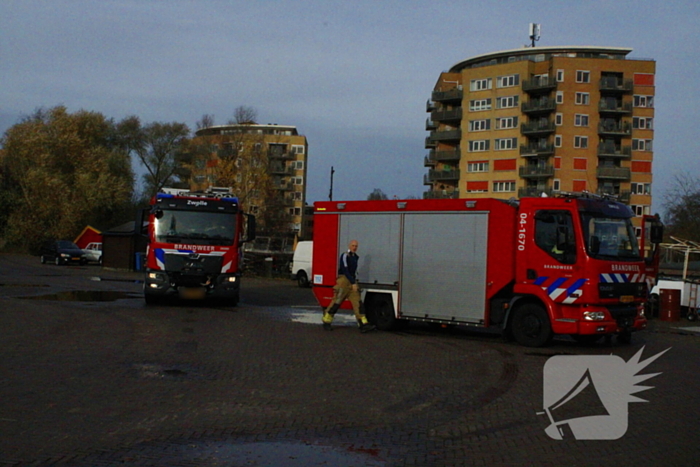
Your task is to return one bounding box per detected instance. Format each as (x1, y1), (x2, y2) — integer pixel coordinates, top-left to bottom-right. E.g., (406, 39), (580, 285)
(580, 213), (641, 261)
(154, 209), (236, 246)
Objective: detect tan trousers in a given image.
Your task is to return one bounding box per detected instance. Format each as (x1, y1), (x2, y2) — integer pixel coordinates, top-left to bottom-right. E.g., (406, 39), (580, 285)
(326, 275), (364, 321)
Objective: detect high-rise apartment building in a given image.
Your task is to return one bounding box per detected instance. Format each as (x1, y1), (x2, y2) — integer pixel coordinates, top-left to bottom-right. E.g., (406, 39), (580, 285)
(424, 46), (655, 231)
(190, 123), (310, 238)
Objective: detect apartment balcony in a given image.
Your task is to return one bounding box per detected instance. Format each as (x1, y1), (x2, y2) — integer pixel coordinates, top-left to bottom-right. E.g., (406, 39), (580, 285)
(425, 148), (461, 166)
(425, 136), (436, 149)
(599, 78), (633, 93)
(432, 88), (463, 103)
(519, 165), (554, 179)
(596, 166), (631, 180)
(424, 169), (460, 183)
(429, 129), (462, 142)
(431, 107), (463, 123)
(519, 187), (554, 198)
(269, 164), (294, 175)
(269, 151), (295, 160)
(598, 101), (632, 114)
(598, 121), (631, 136)
(521, 121), (556, 136)
(596, 188), (631, 203)
(425, 118), (438, 131)
(521, 98), (556, 115)
(522, 76), (557, 94)
(272, 181), (294, 191)
(426, 99), (436, 112)
(597, 144), (631, 158)
(423, 189), (460, 200)
(520, 143), (554, 157)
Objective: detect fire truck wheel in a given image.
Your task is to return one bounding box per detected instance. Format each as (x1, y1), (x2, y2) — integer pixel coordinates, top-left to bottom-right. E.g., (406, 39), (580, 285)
(144, 292), (162, 306)
(364, 294), (396, 331)
(511, 304), (552, 347)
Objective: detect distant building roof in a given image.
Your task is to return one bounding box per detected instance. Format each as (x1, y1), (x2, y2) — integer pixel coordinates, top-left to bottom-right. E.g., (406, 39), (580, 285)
(195, 123), (300, 138)
(449, 46), (635, 73)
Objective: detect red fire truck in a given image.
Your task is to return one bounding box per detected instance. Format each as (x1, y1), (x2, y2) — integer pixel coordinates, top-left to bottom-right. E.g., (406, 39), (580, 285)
(142, 188), (255, 305)
(311, 194), (663, 346)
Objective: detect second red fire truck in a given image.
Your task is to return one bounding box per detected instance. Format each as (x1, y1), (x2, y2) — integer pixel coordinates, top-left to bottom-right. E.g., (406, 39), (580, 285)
(142, 188), (255, 305)
(311, 193), (663, 346)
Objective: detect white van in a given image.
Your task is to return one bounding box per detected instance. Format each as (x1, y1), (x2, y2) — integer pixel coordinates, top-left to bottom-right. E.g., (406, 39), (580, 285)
(290, 241), (313, 287)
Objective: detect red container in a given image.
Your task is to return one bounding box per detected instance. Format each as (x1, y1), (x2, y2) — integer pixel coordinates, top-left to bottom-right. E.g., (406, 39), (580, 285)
(659, 289), (681, 322)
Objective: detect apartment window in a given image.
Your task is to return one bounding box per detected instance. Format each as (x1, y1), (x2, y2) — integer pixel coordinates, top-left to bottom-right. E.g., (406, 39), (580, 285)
(556, 91), (564, 104)
(495, 138), (518, 150)
(292, 177), (304, 185)
(631, 205), (650, 217)
(632, 139), (653, 151)
(554, 135), (562, 147)
(634, 95), (654, 108)
(556, 70), (564, 82)
(493, 181), (516, 192)
(469, 98), (492, 111)
(291, 145), (305, 154)
(292, 192), (303, 200)
(468, 161), (489, 172)
(633, 117), (653, 130)
(496, 116), (518, 129)
(470, 78), (492, 91)
(574, 114), (589, 127)
(555, 113), (563, 126)
(466, 181), (488, 193)
(468, 140), (490, 152)
(469, 119), (491, 131)
(574, 136), (588, 148)
(575, 92), (590, 105)
(293, 160), (304, 170)
(631, 182), (651, 195)
(496, 95), (519, 109)
(576, 70), (591, 83)
(497, 74), (520, 88)
(553, 179), (561, 191)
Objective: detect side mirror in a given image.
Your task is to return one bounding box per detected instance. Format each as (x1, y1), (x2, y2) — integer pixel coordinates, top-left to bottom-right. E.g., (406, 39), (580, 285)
(650, 224), (664, 244)
(590, 236), (601, 255)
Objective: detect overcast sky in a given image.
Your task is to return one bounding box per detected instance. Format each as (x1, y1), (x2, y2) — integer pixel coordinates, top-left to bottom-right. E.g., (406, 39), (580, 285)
(2, 0), (698, 212)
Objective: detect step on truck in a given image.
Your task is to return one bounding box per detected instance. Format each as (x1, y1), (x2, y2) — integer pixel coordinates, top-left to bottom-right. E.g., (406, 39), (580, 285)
(141, 188), (255, 305)
(311, 194), (663, 346)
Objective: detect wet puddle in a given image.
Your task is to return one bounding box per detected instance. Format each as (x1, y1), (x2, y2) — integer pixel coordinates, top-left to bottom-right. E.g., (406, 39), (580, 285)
(170, 440), (386, 466)
(18, 290), (141, 302)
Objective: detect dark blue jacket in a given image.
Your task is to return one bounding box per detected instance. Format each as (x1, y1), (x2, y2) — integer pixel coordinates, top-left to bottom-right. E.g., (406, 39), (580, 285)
(338, 251), (359, 284)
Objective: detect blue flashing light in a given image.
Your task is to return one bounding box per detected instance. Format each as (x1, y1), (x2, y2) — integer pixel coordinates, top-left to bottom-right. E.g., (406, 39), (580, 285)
(157, 193), (174, 199)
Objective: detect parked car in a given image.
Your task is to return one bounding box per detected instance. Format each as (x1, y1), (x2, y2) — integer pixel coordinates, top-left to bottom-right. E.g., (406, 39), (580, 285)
(82, 242), (103, 264)
(39, 240), (86, 265)
(290, 241), (313, 287)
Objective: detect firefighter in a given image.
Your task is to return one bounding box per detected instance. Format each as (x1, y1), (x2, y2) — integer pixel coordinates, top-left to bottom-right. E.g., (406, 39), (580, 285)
(322, 240), (376, 333)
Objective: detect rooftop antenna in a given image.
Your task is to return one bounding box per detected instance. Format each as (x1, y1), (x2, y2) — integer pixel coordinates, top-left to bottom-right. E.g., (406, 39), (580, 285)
(529, 23), (541, 47)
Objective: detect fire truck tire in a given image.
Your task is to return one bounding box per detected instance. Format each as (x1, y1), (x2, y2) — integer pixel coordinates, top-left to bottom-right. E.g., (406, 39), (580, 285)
(511, 303), (552, 347)
(144, 292), (162, 306)
(364, 294), (396, 331)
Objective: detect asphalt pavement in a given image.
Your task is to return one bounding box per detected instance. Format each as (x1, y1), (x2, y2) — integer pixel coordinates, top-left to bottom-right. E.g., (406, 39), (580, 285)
(0, 253), (698, 467)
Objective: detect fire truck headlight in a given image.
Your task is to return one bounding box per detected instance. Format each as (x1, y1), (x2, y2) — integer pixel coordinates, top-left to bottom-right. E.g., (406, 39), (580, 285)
(226, 276), (237, 283)
(148, 272), (159, 280)
(583, 311), (606, 321)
